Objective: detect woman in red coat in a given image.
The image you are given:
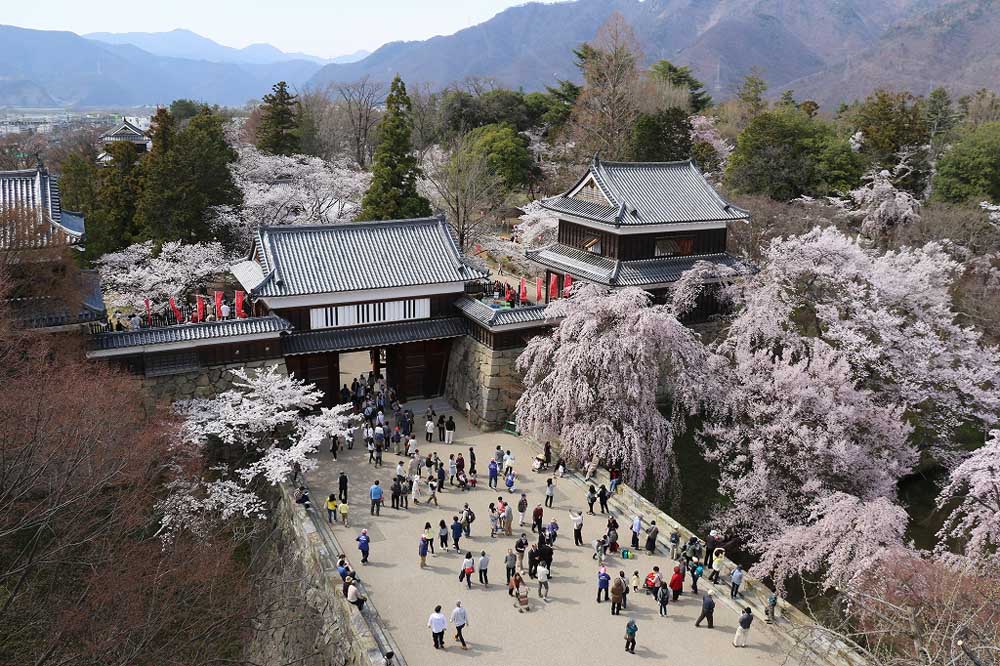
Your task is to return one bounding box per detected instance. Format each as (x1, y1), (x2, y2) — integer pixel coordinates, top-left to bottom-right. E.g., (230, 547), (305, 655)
(669, 565), (684, 601)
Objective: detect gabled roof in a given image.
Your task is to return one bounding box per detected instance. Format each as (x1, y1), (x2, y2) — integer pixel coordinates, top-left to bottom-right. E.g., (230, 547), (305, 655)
(0, 166), (85, 249)
(100, 118), (148, 143)
(526, 243), (751, 288)
(541, 156), (750, 227)
(453, 296), (550, 330)
(235, 216), (488, 299)
(10, 269), (106, 330)
(87, 315), (292, 354)
(283, 317), (467, 356)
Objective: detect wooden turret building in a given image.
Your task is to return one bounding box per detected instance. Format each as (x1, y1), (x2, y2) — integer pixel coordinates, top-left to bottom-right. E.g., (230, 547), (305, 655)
(528, 156), (751, 311)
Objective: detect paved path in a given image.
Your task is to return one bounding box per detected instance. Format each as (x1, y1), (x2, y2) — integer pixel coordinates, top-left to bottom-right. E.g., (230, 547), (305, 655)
(305, 399), (798, 666)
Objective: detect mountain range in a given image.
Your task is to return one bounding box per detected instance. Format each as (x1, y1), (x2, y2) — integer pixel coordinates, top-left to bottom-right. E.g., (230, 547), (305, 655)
(2, 0), (999, 110)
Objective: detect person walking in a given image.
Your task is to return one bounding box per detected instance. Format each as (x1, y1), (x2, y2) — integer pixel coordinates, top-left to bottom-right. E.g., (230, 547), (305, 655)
(611, 572), (626, 615)
(503, 500), (514, 536)
(438, 519), (449, 550)
(515, 533), (528, 571)
(451, 601), (469, 650)
(644, 520), (659, 555)
(423, 521), (436, 557)
(419, 535), (429, 568)
(467, 446), (477, 475)
(617, 570), (630, 609)
(390, 478), (401, 510)
(401, 476), (412, 509)
(517, 493), (528, 526)
(338, 471), (349, 502)
(710, 547), (725, 584)
(631, 515), (642, 549)
(731, 564), (745, 599)
(598, 485), (609, 514)
(669, 565), (683, 601)
(369, 480), (383, 516)
(569, 509), (585, 546)
(459, 552), (475, 589)
(428, 605), (448, 649)
(478, 550), (490, 586)
(536, 561), (550, 601)
(544, 478), (555, 508)
(356, 528), (371, 564)
(451, 517), (463, 551)
(488, 458), (499, 489)
(437, 415), (446, 442)
(624, 618), (638, 654)
(586, 486), (597, 514)
(734, 607), (753, 647)
(657, 582), (670, 616)
(445, 416), (456, 444)
(427, 477), (440, 506)
(690, 558), (704, 594)
(504, 548), (517, 585)
(326, 494), (338, 524)
(531, 504), (544, 534)
(425, 417), (434, 443)
(597, 567), (611, 603)
(695, 589), (716, 628)
(489, 503), (500, 538)
(449, 455), (458, 486)
(411, 473), (422, 505)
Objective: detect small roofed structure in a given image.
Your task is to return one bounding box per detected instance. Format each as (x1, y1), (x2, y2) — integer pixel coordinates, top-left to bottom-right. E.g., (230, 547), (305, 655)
(528, 156), (751, 312)
(0, 164), (85, 249)
(97, 117), (151, 164)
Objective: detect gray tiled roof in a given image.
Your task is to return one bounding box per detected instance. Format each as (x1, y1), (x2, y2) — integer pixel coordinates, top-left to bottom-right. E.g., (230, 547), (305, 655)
(0, 166), (85, 247)
(100, 119), (148, 143)
(245, 217), (488, 298)
(454, 296), (549, 329)
(527, 244), (750, 288)
(283, 317), (467, 356)
(11, 270), (107, 329)
(542, 157), (749, 226)
(87, 315), (292, 352)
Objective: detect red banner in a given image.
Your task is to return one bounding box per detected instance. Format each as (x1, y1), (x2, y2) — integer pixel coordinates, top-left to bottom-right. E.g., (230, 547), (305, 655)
(214, 291), (223, 319)
(563, 274), (574, 296)
(196, 295), (206, 322)
(235, 291), (247, 318)
(519, 277), (527, 301)
(169, 297), (183, 323)
(536, 278), (543, 302)
(504, 284), (512, 301)
(144, 298), (151, 326)
(549, 274), (559, 299)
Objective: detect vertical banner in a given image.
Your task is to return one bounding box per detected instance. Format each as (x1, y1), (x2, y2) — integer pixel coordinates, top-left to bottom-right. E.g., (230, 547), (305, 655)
(563, 274), (574, 296)
(504, 284), (512, 301)
(144, 298), (151, 326)
(214, 291), (223, 319)
(235, 291), (247, 318)
(536, 278), (543, 302)
(169, 297), (183, 323)
(196, 295), (206, 322)
(519, 277), (527, 301)
(549, 273), (559, 300)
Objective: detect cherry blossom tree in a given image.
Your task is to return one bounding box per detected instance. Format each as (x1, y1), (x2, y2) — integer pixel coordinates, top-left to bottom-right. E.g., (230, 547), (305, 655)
(981, 201), (1000, 227)
(211, 141), (371, 246)
(689, 114), (732, 172)
(97, 240), (232, 311)
(515, 284), (715, 489)
(513, 199), (558, 248)
(846, 168), (921, 239)
(936, 429), (1000, 562)
(159, 365), (354, 540)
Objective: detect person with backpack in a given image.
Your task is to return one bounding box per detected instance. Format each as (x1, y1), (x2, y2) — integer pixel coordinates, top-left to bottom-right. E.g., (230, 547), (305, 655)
(624, 618), (638, 654)
(461, 504), (474, 537)
(690, 558), (704, 594)
(657, 581), (670, 616)
(734, 607), (754, 647)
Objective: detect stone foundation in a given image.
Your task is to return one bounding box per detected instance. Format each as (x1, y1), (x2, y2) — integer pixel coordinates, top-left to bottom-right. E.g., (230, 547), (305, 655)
(445, 335), (524, 431)
(142, 358), (288, 405)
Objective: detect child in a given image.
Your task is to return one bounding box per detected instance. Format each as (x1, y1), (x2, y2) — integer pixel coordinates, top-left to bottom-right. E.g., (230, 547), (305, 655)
(338, 498), (349, 526)
(657, 582), (670, 617)
(630, 570), (641, 593)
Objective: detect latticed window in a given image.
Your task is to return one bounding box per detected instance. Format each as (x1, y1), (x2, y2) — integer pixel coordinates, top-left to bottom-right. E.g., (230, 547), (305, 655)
(655, 237), (695, 257)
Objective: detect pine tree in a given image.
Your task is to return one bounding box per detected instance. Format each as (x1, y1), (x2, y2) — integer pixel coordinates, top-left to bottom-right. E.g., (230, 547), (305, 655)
(86, 142), (143, 259)
(630, 109), (693, 162)
(58, 151), (99, 216)
(256, 81), (300, 156)
(136, 109), (241, 246)
(147, 106), (177, 157)
(357, 75), (432, 221)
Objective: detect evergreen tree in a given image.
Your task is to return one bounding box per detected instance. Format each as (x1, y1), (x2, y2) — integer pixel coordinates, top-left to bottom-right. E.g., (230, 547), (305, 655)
(466, 123), (539, 193)
(649, 60), (713, 112)
(58, 151), (99, 216)
(925, 87), (958, 142)
(630, 108), (693, 162)
(256, 81), (300, 156)
(86, 143), (143, 259)
(136, 109), (241, 246)
(357, 75), (432, 221)
(147, 107), (177, 157)
(933, 122), (1000, 204)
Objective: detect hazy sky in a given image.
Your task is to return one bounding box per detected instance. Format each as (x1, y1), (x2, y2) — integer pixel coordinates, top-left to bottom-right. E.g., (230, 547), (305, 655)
(5, 0), (557, 58)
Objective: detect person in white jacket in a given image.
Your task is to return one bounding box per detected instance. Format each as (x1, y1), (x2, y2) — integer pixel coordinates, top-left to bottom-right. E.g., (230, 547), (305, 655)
(427, 605), (448, 649)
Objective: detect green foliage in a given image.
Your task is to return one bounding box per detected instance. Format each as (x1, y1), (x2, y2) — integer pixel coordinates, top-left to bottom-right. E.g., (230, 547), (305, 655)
(58, 151), (98, 216)
(465, 123), (539, 192)
(726, 108), (864, 200)
(440, 88), (554, 136)
(850, 89), (929, 167)
(542, 80), (582, 131)
(800, 100), (820, 118)
(358, 76), (432, 221)
(649, 60), (712, 112)
(256, 81), (300, 156)
(135, 109), (241, 245)
(926, 88), (958, 142)
(147, 107), (176, 157)
(933, 122), (1000, 204)
(736, 70), (769, 120)
(629, 108), (693, 162)
(169, 99), (204, 123)
(86, 143), (143, 259)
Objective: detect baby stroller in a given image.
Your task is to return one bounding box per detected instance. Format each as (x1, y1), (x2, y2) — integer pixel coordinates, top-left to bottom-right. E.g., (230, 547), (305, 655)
(532, 454), (549, 472)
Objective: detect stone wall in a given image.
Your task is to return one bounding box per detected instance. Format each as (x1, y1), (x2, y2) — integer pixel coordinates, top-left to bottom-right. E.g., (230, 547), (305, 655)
(445, 335), (524, 431)
(245, 485), (403, 666)
(142, 358), (288, 406)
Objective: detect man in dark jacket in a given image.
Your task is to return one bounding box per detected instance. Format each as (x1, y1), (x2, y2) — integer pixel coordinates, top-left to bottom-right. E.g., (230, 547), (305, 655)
(338, 471), (349, 502)
(695, 589), (716, 628)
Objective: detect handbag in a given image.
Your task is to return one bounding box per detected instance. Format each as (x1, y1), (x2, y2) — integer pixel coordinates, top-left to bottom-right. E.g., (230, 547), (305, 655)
(465, 566), (475, 574)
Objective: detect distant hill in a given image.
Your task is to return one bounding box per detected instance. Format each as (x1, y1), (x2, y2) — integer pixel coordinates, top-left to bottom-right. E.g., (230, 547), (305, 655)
(308, 0), (941, 97)
(0, 25), (322, 108)
(83, 28), (361, 65)
(785, 0), (1000, 107)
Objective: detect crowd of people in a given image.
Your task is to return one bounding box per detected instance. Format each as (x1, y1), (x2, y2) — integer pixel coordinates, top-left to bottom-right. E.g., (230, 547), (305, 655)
(296, 377), (774, 657)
